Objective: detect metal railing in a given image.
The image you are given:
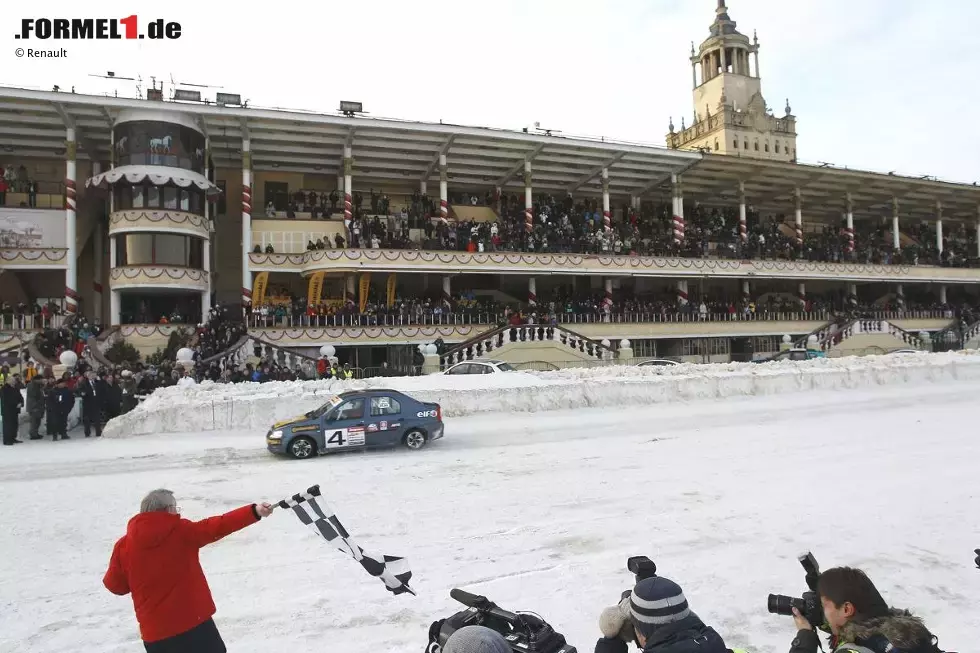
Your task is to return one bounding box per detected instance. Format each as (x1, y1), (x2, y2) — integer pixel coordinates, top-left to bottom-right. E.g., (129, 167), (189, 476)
(0, 314), (67, 331)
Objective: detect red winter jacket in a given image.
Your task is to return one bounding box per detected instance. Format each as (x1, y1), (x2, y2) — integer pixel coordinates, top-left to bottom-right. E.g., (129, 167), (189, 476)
(103, 505), (260, 643)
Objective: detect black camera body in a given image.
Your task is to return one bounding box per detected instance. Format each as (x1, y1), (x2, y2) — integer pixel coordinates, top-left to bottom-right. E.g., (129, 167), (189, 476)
(426, 589), (577, 653)
(768, 552), (825, 630)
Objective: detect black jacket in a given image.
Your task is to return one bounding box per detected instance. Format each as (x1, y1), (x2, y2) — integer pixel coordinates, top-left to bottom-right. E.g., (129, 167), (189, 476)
(76, 379), (106, 414)
(1, 384), (24, 417)
(788, 610), (940, 653)
(46, 387), (75, 414)
(596, 615), (730, 653)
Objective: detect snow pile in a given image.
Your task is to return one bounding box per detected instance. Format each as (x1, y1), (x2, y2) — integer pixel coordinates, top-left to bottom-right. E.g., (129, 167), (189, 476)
(103, 351), (980, 438)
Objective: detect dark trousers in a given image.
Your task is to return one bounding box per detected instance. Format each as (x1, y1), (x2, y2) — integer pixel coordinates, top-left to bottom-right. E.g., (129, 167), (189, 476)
(2, 414), (18, 444)
(144, 619), (226, 653)
(29, 410), (43, 438)
(83, 410), (102, 437)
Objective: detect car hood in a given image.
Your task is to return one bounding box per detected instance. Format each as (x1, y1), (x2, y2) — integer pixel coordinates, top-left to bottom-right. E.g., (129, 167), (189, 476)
(272, 415), (310, 429)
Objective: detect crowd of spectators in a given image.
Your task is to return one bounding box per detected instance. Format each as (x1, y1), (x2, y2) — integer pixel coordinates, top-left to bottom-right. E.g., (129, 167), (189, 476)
(0, 163), (41, 207)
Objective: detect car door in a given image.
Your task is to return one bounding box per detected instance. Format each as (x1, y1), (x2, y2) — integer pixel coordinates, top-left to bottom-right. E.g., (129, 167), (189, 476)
(446, 363), (473, 375)
(320, 397), (367, 451)
(367, 395), (404, 446)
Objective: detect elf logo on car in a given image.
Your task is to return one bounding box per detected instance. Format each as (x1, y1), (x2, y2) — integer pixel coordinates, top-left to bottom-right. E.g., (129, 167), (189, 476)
(417, 410), (437, 418)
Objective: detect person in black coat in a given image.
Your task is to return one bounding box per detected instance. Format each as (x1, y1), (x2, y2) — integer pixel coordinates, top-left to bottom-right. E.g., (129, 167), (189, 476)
(102, 373), (122, 422)
(46, 378), (74, 441)
(1, 375), (24, 445)
(76, 371), (106, 437)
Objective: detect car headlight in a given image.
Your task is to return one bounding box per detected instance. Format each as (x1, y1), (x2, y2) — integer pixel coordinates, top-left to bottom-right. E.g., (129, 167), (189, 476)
(268, 430), (283, 440)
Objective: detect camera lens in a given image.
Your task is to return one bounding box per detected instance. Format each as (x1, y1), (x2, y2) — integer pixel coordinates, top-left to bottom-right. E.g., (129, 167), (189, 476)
(767, 594), (798, 616)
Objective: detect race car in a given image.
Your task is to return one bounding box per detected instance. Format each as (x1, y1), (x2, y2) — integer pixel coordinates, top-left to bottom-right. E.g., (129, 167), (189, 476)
(266, 389), (444, 459)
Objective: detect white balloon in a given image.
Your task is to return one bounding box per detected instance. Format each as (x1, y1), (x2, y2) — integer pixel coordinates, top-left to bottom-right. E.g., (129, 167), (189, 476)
(424, 344), (437, 355)
(319, 345), (336, 357)
(175, 347), (194, 362)
(59, 350), (78, 368)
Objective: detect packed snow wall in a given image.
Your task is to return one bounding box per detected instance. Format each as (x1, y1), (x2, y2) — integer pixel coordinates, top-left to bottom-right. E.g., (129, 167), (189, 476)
(103, 351), (980, 438)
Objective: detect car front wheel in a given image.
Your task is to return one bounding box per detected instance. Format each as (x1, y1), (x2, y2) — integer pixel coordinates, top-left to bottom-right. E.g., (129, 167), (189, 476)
(289, 436), (317, 459)
(403, 429), (427, 451)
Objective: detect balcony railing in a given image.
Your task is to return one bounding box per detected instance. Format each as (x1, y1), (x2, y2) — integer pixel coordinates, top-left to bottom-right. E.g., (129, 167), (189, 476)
(0, 314), (67, 331)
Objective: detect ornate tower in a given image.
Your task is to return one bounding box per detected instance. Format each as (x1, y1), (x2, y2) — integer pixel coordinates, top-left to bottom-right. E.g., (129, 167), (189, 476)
(666, 1), (797, 162)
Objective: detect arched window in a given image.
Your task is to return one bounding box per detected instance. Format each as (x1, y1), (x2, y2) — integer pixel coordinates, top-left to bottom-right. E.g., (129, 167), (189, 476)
(714, 140), (719, 151)
(733, 139), (739, 149)
(775, 143), (780, 154)
(754, 141), (759, 151)
(744, 140), (749, 150)
(764, 143), (770, 152)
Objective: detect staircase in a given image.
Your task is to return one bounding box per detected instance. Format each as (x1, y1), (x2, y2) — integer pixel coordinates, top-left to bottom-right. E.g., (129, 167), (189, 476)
(439, 322), (614, 368)
(963, 321), (980, 350)
(200, 334), (317, 371)
(819, 319), (923, 354)
(84, 327), (120, 369)
(794, 319), (838, 349)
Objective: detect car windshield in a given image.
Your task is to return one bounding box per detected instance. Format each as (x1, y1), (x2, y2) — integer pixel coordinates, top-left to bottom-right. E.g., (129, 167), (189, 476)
(495, 362), (516, 371)
(304, 395), (345, 419)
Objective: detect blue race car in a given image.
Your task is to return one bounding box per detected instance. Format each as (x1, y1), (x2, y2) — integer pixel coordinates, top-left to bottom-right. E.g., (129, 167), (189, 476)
(265, 389), (444, 459)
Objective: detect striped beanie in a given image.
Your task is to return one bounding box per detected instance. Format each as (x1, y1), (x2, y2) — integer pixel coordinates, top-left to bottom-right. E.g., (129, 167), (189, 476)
(629, 577), (692, 637)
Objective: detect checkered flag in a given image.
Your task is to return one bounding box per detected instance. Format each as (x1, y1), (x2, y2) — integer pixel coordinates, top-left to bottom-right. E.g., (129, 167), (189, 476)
(277, 485), (415, 596)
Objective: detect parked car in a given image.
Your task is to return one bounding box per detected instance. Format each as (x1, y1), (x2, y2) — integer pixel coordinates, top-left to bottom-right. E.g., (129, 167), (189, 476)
(755, 348), (822, 363)
(636, 359), (681, 368)
(443, 360), (516, 375)
(266, 389), (443, 459)
(888, 349), (919, 355)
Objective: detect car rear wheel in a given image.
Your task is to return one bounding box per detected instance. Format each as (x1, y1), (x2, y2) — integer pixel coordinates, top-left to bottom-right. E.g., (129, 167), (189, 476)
(403, 429), (427, 451)
(289, 436), (317, 460)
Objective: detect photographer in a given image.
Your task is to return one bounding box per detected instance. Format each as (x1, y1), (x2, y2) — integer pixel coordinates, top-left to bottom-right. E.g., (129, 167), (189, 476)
(788, 567), (941, 653)
(595, 575), (730, 653)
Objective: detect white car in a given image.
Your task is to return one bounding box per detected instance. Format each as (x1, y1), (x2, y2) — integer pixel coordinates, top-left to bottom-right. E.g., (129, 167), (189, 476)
(443, 360), (517, 375)
(636, 359), (681, 367)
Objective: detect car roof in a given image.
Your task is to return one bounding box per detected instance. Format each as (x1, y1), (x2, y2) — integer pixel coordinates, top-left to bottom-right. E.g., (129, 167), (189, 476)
(338, 389), (409, 397)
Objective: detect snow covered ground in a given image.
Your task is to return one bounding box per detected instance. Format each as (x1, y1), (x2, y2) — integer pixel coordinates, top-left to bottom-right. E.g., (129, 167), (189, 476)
(104, 350), (980, 437)
(1, 379), (978, 653)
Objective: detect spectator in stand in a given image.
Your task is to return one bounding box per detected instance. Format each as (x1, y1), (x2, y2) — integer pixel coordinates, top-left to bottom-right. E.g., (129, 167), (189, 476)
(1, 374), (24, 445)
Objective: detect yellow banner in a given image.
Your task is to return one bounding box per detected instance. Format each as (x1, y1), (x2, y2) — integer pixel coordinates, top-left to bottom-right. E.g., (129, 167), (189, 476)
(252, 272), (269, 306)
(359, 273), (371, 313)
(307, 271), (325, 306)
(386, 274), (397, 308)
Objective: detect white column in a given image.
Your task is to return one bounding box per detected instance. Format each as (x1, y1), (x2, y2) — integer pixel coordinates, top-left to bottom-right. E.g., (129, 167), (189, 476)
(343, 144), (353, 228)
(438, 153), (448, 223)
(720, 47), (727, 72)
(91, 161), (103, 322)
(939, 284), (947, 305)
(241, 137), (252, 307)
(753, 49), (760, 79)
(336, 173), (344, 211)
(738, 180), (747, 244)
(798, 282), (807, 309)
(895, 284), (905, 310)
(892, 198), (901, 250)
(935, 201), (943, 254)
(420, 180), (427, 196)
(794, 187), (803, 249)
(691, 61), (698, 89)
(442, 275), (451, 304)
(741, 280), (750, 304)
(603, 278), (613, 315)
(109, 235), (119, 325)
(976, 206), (980, 258)
(524, 160), (533, 236)
(847, 282), (858, 307)
(528, 277), (537, 307)
(65, 127), (78, 315)
(601, 167), (611, 234)
(671, 174), (685, 246)
(845, 193), (854, 255)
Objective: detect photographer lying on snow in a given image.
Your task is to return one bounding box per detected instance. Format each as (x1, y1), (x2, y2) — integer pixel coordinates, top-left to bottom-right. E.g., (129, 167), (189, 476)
(786, 567), (945, 653)
(594, 557), (738, 653)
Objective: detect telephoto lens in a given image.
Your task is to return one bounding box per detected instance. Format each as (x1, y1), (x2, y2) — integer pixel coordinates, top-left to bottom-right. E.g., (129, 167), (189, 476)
(767, 594), (802, 616)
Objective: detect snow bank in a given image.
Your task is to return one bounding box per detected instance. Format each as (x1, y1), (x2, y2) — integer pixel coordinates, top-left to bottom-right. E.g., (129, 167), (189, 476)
(103, 351), (980, 438)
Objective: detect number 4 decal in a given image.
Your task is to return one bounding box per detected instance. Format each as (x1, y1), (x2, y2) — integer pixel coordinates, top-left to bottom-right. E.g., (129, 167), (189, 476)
(327, 430), (346, 446)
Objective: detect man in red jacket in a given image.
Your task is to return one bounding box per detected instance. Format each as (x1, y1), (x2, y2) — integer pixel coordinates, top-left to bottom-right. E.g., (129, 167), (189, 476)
(103, 489), (274, 652)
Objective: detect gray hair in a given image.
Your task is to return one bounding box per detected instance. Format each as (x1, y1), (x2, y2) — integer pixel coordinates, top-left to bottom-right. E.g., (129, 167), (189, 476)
(140, 489), (176, 514)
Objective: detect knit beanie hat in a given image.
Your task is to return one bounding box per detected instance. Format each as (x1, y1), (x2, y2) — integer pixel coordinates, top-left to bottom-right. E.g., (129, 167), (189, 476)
(628, 576), (692, 638)
(444, 626), (511, 653)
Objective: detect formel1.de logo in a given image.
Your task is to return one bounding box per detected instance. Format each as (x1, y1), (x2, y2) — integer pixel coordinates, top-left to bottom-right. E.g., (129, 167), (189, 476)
(15, 17), (182, 40)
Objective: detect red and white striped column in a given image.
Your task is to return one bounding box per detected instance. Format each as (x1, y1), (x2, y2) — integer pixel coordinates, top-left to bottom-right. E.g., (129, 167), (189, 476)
(524, 160), (533, 235)
(241, 138), (253, 307)
(603, 279), (613, 314)
(202, 137), (212, 319)
(91, 161), (103, 322)
(671, 174), (685, 246)
(895, 284), (905, 311)
(676, 280), (689, 307)
(528, 277), (537, 307)
(601, 167), (611, 234)
(847, 282), (858, 307)
(845, 192), (855, 255)
(797, 282), (807, 310)
(975, 205), (980, 259)
(439, 153), (448, 223)
(794, 187), (803, 249)
(939, 284), (947, 305)
(64, 127), (79, 315)
(741, 280), (750, 305)
(738, 180), (748, 246)
(343, 144), (354, 229)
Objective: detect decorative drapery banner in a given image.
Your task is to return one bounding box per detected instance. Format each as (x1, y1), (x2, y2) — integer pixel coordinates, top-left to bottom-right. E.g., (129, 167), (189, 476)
(252, 271), (269, 307)
(386, 273), (397, 308)
(359, 273), (371, 313)
(307, 271), (325, 307)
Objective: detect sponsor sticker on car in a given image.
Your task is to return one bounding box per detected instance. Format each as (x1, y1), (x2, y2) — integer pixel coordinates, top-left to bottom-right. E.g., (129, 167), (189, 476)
(417, 410), (438, 418)
(367, 423), (379, 432)
(379, 420), (388, 431)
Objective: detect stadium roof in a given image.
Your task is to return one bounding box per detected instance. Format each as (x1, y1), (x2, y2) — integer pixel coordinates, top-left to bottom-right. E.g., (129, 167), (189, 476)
(1, 85), (978, 222)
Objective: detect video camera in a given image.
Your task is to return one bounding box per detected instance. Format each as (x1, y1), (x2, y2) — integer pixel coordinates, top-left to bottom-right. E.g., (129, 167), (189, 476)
(425, 588), (576, 653)
(767, 552), (825, 630)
